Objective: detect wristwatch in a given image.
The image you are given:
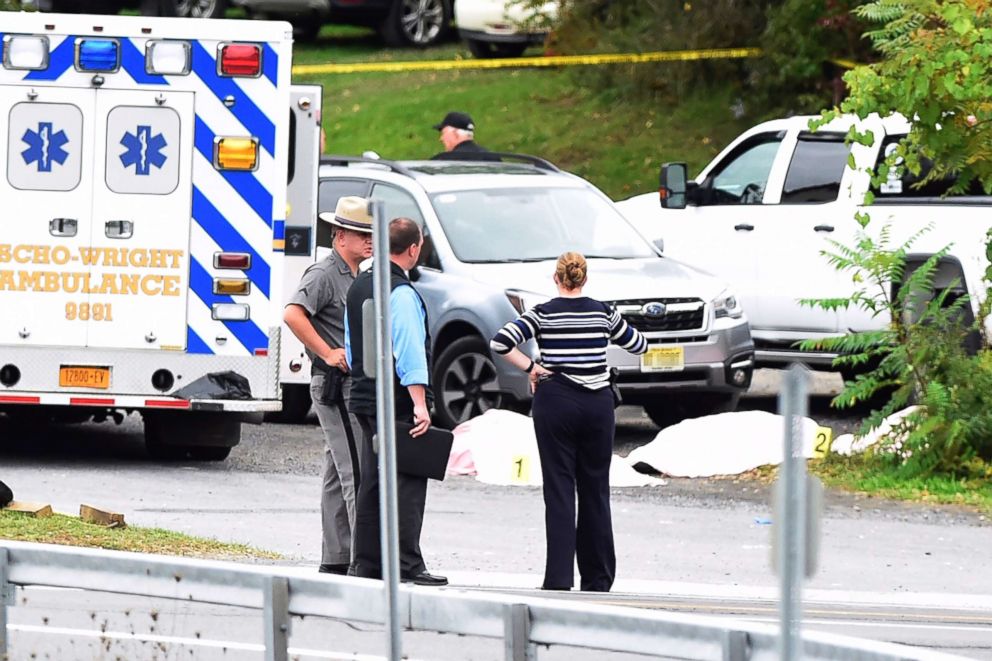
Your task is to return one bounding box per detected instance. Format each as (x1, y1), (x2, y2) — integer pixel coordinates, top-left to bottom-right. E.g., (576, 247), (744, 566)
(525, 359), (535, 373)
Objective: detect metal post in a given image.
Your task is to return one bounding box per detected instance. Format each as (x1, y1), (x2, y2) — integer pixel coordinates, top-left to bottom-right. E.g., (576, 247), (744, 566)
(262, 576), (290, 661)
(371, 200), (402, 661)
(504, 603), (535, 661)
(0, 548), (10, 660)
(722, 630), (748, 661)
(778, 363), (809, 661)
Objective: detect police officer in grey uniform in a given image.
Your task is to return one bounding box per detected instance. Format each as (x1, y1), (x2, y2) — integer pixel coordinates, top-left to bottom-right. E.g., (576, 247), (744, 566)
(284, 196), (374, 574)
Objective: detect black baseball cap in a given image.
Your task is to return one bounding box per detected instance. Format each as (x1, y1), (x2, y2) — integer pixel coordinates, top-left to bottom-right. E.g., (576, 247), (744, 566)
(433, 111), (475, 131)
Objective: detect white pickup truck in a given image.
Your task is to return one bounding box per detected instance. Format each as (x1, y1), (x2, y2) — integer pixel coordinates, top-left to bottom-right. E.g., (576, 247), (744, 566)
(617, 114), (991, 373)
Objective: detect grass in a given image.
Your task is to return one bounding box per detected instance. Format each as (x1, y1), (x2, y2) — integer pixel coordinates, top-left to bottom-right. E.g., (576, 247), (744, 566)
(291, 33), (753, 200)
(812, 456), (992, 513)
(744, 458), (992, 513)
(0, 511), (279, 560)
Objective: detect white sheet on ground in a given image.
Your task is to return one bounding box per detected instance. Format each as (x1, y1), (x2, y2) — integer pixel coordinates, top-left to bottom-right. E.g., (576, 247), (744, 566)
(447, 409), (666, 487)
(624, 410), (822, 478)
(830, 406), (920, 456)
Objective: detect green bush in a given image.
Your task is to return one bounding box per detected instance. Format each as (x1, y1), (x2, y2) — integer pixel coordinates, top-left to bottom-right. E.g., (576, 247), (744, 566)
(801, 224), (992, 478)
(801, 1), (992, 480)
(752, 0), (873, 115)
(546, 0), (770, 103)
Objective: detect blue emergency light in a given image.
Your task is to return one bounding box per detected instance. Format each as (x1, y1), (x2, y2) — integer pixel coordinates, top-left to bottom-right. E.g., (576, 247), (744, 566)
(77, 39), (119, 72)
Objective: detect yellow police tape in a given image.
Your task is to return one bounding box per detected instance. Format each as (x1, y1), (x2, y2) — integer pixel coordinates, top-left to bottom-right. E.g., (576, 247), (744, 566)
(292, 47), (763, 76)
(829, 57), (861, 70)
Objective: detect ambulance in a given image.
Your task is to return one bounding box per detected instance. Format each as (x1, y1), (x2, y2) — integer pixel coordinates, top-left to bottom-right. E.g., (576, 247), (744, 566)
(274, 83), (322, 423)
(0, 12), (295, 459)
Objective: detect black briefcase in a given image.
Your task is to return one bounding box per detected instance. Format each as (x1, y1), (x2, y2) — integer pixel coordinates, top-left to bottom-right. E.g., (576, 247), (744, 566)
(393, 421), (454, 481)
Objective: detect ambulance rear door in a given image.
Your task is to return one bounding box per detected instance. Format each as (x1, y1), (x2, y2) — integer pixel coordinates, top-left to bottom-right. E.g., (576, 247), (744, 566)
(0, 85), (95, 348)
(87, 89), (195, 350)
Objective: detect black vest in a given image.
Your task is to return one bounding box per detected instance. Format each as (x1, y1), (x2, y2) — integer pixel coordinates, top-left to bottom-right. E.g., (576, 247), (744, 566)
(346, 262), (433, 419)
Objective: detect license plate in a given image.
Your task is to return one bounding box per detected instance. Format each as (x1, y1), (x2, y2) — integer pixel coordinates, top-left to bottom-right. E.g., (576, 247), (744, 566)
(59, 366), (111, 389)
(640, 346), (685, 373)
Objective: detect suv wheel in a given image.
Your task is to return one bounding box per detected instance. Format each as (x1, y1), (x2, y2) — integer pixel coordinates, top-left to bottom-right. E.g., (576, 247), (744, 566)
(381, 0), (451, 47)
(433, 336), (504, 429)
(291, 14), (323, 42)
(642, 393), (740, 429)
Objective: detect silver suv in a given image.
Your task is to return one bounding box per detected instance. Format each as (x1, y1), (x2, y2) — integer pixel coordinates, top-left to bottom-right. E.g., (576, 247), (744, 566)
(317, 155), (755, 429)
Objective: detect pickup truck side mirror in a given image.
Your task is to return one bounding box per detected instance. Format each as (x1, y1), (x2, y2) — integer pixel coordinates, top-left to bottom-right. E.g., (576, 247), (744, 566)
(659, 162), (688, 210)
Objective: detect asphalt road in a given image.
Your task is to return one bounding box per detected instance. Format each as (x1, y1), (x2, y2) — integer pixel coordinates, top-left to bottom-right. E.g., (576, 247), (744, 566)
(2, 369), (991, 658)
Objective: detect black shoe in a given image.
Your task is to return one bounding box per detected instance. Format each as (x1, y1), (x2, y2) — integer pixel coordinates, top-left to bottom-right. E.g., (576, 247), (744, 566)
(540, 585), (572, 591)
(401, 571), (448, 586)
(318, 563), (350, 575)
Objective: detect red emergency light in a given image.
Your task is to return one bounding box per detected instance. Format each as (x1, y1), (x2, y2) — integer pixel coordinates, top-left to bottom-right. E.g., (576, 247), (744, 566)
(214, 252), (251, 270)
(219, 43), (261, 77)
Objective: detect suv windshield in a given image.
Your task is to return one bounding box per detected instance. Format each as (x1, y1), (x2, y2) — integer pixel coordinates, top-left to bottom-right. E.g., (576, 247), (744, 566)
(429, 187), (656, 263)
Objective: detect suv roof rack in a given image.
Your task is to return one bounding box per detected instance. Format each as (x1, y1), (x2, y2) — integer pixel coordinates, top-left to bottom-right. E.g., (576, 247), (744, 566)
(321, 152), (561, 174)
(319, 154), (416, 177)
(480, 152), (561, 172)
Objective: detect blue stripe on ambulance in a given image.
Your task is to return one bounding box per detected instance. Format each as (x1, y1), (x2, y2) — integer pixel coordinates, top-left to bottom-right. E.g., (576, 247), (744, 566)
(191, 187), (271, 298)
(24, 35), (75, 81)
(262, 43), (278, 86)
(273, 220), (285, 241)
(186, 326), (214, 355)
(189, 259), (268, 352)
(192, 115), (273, 228)
(189, 41), (276, 156)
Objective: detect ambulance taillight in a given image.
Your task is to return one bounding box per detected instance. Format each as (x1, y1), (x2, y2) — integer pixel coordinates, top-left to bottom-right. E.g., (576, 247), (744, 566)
(219, 43), (261, 77)
(213, 279), (251, 296)
(213, 253), (251, 270)
(212, 304), (250, 321)
(2, 35), (49, 70)
(76, 38), (120, 72)
(214, 137), (258, 171)
(146, 40), (191, 75)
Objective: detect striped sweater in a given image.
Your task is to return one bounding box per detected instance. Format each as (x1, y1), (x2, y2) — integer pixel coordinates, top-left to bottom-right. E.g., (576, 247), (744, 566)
(490, 296), (648, 390)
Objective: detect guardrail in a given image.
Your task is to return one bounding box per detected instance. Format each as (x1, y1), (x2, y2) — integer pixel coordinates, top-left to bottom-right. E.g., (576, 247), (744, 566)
(0, 541), (967, 661)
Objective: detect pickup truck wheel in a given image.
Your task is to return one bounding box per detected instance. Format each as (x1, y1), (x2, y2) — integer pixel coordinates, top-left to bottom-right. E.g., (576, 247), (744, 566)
(265, 384), (312, 423)
(144, 412), (240, 461)
(643, 393), (741, 429)
(433, 336), (504, 429)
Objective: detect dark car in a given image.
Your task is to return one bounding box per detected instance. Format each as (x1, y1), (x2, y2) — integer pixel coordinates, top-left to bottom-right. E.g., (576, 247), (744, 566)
(31, 0), (453, 46)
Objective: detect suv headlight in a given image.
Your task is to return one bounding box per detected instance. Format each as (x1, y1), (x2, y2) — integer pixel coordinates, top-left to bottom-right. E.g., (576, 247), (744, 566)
(713, 289), (743, 319)
(505, 289), (548, 314)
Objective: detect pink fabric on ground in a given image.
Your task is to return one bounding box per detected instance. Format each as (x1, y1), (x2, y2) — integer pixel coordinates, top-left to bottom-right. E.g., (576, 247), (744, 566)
(446, 419), (478, 476)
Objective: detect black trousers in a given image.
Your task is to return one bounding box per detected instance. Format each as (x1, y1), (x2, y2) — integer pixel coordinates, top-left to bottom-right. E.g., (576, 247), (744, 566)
(532, 378), (616, 592)
(350, 414), (429, 578)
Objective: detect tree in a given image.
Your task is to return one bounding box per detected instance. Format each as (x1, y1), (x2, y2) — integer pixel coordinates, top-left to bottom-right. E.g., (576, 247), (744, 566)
(753, 0), (873, 115)
(804, 1), (992, 477)
(825, 0), (992, 194)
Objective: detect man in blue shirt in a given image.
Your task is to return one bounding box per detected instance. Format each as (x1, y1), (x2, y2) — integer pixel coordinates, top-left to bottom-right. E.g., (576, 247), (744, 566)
(344, 217), (446, 586)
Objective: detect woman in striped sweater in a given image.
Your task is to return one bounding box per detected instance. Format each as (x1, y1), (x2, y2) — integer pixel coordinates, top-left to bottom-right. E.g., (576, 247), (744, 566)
(490, 252), (648, 592)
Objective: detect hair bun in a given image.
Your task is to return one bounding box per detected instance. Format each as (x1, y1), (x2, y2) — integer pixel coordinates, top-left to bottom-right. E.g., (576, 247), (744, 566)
(555, 252), (588, 290)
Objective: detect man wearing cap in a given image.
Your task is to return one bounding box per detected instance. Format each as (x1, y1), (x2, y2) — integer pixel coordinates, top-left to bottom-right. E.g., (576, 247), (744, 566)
(431, 111), (496, 161)
(284, 196), (374, 576)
